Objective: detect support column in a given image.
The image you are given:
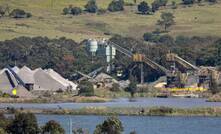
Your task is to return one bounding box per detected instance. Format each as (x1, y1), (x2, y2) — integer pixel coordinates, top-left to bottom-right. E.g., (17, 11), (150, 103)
(140, 62), (144, 84)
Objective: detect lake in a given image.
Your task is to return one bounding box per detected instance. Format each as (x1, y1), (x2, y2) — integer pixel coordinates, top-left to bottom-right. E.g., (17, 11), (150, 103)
(36, 114), (221, 134)
(1, 98), (221, 109)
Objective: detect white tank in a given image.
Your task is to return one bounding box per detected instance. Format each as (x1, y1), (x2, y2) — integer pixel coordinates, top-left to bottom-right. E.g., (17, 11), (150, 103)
(106, 55), (111, 63)
(112, 46), (116, 59)
(89, 39), (98, 55)
(106, 46), (111, 56)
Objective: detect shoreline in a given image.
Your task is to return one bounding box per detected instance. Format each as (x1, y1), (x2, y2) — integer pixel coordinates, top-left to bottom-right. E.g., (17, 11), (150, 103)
(0, 96), (110, 103)
(2, 106), (221, 117)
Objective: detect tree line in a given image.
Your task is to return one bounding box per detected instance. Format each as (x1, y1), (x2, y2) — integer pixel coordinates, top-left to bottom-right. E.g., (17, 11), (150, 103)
(0, 112), (135, 134)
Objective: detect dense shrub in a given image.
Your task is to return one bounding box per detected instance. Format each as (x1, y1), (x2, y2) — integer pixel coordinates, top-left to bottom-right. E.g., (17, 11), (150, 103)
(6, 113), (39, 134)
(137, 1), (150, 14)
(143, 32), (160, 42)
(71, 7), (82, 15)
(10, 9), (31, 18)
(85, 0), (98, 13)
(182, 0), (195, 5)
(41, 120), (65, 134)
(78, 81), (94, 96)
(94, 116), (124, 134)
(175, 35), (191, 45)
(151, 0), (168, 12)
(63, 6), (82, 15)
(159, 34), (174, 45)
(108, 0), (124, 12)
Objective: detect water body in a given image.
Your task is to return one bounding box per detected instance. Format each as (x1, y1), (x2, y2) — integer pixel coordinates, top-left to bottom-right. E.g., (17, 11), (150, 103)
(1, 98), (221, 109)
(36, 114), (221, 134)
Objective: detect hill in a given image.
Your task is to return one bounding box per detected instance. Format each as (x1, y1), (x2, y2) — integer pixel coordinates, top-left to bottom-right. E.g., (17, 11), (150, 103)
(0, 0), (221, 42)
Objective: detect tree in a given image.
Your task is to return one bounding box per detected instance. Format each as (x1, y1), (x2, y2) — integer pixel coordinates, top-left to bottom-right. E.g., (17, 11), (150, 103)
(143, 32), (160, 42)
(108, 0), (124, 12)
(85, 0), (98, 13)
(157, 12), (175, 31)
(6, 113), (39, 134)
(151, 0), (168, 12)
(73, 128), (89, 134)
(94, 116), (124, 134)
(41, 120), (65, 134)
(182, 0), (195, 5)
(78, 81), (94, 96)
(138, 1), (150, 14)
(9, 9), (31, 18)
(71, 7), (82, 15)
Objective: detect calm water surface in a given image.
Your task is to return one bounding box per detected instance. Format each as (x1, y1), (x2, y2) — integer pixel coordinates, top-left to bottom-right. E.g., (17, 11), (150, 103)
(36, 114), (221, 134)
(1, 98), (221, 109)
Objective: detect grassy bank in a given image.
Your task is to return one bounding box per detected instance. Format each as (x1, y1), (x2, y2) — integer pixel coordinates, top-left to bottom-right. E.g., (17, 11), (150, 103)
(2, 106), (221, 117)
(0, 96), (110, 103)
(207, 93), (221, 102)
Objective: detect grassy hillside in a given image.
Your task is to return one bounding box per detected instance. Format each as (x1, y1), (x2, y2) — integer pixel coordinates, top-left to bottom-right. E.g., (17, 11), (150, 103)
(0, 0), (221, 42)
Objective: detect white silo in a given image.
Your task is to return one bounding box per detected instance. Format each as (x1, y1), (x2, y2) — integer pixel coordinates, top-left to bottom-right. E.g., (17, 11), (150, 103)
(89, 39), (98, 56)
(111, 46), (116, 59)
(106, 45), (111, 63)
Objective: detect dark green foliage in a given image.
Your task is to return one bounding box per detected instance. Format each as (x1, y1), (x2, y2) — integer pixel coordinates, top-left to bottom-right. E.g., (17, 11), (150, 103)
(143, 32), (160, 42)
(175, 35), (190, 45)
(41, 120), (65, 134)
(0, 113), (11, 131)
(6, 113), (39, 134)
(9, 9), (31, 18)
(182, 0), (195, 5)
(159, 34), (174, 45)
(63, 7), (71, 15)
(151, 0), (168, 12)
(157, 12), (175, 31)
(63, 6), (82, 15)
(138, 1), (150, 14)
(78, 81), (94, 96)
(108, 0), (124, 12)
(94, 116), (124, 134)
(0, 6), (6, 17)
(85, 0), (98, 13)
(71, 7), (82, 15)
(73, 128), (89, 134)
(149, 107), (173, 115)
(0, 36), (105, 80)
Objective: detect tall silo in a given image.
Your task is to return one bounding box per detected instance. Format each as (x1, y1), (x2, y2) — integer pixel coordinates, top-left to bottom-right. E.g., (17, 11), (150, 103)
(88, 39), (98, 56)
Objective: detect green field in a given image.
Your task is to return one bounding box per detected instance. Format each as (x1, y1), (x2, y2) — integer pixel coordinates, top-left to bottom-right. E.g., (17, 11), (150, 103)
(0, 0), (221, 42)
